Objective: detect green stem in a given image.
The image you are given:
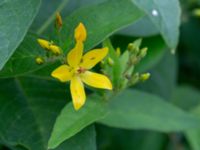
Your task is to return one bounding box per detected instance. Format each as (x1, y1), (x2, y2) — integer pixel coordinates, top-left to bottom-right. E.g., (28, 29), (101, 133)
(36, 0), (69, 35)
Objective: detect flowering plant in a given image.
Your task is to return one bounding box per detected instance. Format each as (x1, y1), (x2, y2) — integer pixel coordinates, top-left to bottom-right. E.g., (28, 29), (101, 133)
(0, 0), (200, 150)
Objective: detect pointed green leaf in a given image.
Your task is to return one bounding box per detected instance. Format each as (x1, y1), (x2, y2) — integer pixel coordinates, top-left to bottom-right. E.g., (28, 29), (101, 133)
(0, 77), (96, 150)
(48, 95), (107, 149)
(0, 0), (41, 70)
(99, 90), (200, 131)
(60, 0), (144, 51)
(0, 34), (46, 78)
(133, 0), (181, 50)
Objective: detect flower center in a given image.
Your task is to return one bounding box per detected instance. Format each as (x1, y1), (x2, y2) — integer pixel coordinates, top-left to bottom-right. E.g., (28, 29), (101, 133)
(77, 67), (86, 74)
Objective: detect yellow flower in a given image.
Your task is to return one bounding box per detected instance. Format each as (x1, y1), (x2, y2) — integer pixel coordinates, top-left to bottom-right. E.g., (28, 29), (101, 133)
(51, 23), (113, 110)
(37, 39), (62, 55)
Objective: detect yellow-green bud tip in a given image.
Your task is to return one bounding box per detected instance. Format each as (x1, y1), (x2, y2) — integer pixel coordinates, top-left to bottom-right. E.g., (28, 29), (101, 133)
(128, 43), (134, 51)
(116, 47), (121, 56)
(140, 47), (148, 58)
(107, 57), (114, 66)
(35, 57), (44, 65)
(193, 9), (200, 17)
(140, 73), (150, 82)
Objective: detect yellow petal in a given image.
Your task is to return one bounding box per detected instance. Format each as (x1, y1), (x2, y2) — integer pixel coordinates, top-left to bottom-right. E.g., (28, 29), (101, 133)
(51, 65), (73, 82)
(70, 77), (86, 110)
(37, 39), (50, 49)
(74, 23), (87, 42)
(80, 47), (108, 69)
(81, 71), (112, 90)
(49, 45), (62, 55)
(67, 41), (83, 67)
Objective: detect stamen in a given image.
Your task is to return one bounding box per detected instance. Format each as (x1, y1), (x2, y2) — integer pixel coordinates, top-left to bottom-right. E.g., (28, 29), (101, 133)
(77, 67), (86, 74)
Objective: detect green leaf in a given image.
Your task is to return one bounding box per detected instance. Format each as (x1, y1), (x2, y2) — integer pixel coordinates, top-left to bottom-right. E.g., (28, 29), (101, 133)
(103, 39), (122, 88)
(132, 0), (181, 50)
(0, 34), (46, 78)
(118, 16), (159, 37)
(99, 89), (200, 132)
(112, 35), (166, 73)
(0, 0), (41, 70)
(59, 0), (144, 51)
(135, 36), (166, 72)
(172, 86), (200, 111)
(48, 95), (107, 149)
(185, 106), (200, 150)
(97, 125), (167, 150)
(0, 0), (144, 78)
(171, 86), (200, 150)
(137, 51), (177, 100)
(0, 77), (96, 150)
(0, 79), (44, 150)
(52, 126), (96, 150)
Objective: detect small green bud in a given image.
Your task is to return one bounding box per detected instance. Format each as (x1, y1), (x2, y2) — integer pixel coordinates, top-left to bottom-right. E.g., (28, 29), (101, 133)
(116, 47), (121, 57)
(130, 73), (140, 85)
(35, 56), (44, 65)
(128, 38), (142, 54)
(193, 9), (200, 17)
(130, 55), (138, 65)
(140, 73), (150, 82)
(107, 57), (114, 66)
(128, 43), (135, 51)
(140, 47), (148, 58)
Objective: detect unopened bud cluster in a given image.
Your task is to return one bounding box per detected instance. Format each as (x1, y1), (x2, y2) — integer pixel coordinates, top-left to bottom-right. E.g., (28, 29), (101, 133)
(125, 39), (150, 87)
(101, 38), (150, 91)
(35, 12), (63, 65)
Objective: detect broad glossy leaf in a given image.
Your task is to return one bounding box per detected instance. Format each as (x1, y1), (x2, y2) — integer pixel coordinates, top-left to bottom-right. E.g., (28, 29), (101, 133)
(172, 86), (200, 111)
(48, 95), (107, 149)
(137, 51), (177, 100)
(31, 0), (106, 32)
(0, 0), (144, 78)
(96, 125), (167, 150)
(59, 0), (144, 51)
(133, 0), (181, 50)
(0, 0), (41, 70)
(112, 35), (166, 73)
(0, 79), (44, 150)
(185, 106), (200, 150)
(0, 77), (96, 150)
(117, 16), (159, 37)
(51, 126), (96, 150)
(99, 89), (200, 131)
(135, 36), (166, 72)
(171, 86), (200, 150)
(0, 34), (46, 78)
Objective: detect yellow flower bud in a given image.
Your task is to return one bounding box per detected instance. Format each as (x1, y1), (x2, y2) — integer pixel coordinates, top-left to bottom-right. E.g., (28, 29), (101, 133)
(140, 73), (150, 81)
(56, 12), (63, 28)
(49, 45), (62, 55)
(75, 23), (87, 42)
(35, 57), (44, 65)
(37, 39), (50, 49)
